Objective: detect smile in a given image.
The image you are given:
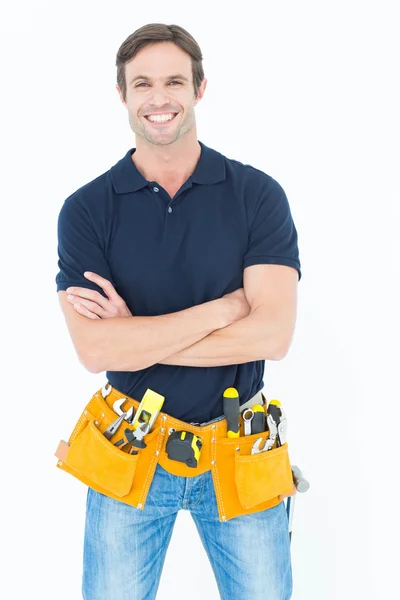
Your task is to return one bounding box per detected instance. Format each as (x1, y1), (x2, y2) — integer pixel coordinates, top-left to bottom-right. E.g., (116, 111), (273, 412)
(144, 112), (179, 126)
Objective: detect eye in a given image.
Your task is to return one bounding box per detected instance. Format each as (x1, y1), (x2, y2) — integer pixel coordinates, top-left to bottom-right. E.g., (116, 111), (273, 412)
(135, 81), (182, 88)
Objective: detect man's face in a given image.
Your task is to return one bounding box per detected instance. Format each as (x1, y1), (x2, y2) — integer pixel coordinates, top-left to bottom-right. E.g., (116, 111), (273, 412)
(118, 41), (206, 147)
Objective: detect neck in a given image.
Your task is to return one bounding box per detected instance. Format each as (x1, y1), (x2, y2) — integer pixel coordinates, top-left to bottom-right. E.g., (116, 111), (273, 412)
(131, 135), (201, 183)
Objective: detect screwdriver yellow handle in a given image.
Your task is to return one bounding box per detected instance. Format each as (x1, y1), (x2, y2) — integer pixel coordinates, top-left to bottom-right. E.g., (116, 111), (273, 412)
(223, 387), (240, 438)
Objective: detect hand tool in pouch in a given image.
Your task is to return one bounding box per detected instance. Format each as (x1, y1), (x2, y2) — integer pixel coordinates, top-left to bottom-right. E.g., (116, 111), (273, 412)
(266, 400), (288, 447)
(251, 414), (279, 453)
(130, 389), (165, 431)
(113, 398), (135, 423)
(251, 404), (265, 433)
(103, 413), (126, 440)
(223, 387), (240, 437)
(166, 430), (203, 468)
(114, 388), (165, 451)
(103, 398), (136, 440)
(251, 399), (287, 453)
(242, 405), (266, 435)
(115, 422), (151, 454)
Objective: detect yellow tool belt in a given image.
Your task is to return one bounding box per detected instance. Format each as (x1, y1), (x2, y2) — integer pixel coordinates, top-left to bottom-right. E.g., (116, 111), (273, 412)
(55, 383), (294, 522)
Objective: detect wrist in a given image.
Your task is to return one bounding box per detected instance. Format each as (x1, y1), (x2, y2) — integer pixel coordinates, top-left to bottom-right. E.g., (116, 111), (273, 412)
(214, 297), (234, 329)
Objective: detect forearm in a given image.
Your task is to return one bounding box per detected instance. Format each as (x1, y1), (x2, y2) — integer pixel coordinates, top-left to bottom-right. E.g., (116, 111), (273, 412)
(158, 305), (283, 367)
(86, 298), (229, 372)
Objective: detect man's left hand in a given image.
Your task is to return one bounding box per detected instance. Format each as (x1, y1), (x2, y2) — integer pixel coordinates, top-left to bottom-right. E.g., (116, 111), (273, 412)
(66, 272), (132, 319)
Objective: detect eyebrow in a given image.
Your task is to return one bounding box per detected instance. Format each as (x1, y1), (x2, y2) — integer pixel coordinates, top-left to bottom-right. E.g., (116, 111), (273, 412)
(130, 74), (189, 85)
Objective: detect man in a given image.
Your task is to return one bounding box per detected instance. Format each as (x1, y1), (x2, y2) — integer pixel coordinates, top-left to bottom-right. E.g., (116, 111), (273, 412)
(56, 23), (301, 600)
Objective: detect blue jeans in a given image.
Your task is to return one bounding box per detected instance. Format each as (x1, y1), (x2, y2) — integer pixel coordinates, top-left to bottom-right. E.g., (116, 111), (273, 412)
(82, 463), (293, 599)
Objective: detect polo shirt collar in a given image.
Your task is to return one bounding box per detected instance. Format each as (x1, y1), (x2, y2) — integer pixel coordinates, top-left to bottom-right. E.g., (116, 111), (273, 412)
(110, 140), (226, 194)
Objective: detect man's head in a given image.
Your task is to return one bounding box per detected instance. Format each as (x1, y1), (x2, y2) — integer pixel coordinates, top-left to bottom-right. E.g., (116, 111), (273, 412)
(115, 23), (207, 147)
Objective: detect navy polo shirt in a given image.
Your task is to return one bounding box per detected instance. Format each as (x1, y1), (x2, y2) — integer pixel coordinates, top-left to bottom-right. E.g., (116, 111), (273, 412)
(56, 140), (301, 423)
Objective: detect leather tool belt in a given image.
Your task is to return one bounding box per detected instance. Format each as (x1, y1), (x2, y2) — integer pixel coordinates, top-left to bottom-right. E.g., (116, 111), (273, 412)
(55, 382), (294, 522)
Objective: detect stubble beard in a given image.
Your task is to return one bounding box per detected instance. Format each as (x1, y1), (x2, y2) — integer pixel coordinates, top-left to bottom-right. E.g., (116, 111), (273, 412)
(128, 106), (195, 146)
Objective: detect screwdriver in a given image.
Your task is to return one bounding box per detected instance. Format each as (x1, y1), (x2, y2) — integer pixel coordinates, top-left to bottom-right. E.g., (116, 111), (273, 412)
(250, 405), (265, 434)
(223, 387), (240, 438)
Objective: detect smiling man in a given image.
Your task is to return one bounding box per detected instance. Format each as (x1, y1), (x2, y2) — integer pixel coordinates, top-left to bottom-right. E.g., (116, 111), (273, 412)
(55, 22), (302, 600)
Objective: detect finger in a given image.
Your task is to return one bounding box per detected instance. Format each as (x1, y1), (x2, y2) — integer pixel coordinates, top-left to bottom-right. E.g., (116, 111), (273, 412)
(73, 302), (101, 319)
(71, 298), (108, 318)
(67, 288), (110, 310)
(84, 272), (119, 301)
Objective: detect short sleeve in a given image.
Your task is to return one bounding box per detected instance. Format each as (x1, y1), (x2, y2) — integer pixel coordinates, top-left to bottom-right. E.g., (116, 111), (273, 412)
(55, 195), (116, 297)
(243, 178), (302, 281)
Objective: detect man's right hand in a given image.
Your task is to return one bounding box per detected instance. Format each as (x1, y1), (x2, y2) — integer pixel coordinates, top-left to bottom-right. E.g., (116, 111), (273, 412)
(221, 288), (251, 326)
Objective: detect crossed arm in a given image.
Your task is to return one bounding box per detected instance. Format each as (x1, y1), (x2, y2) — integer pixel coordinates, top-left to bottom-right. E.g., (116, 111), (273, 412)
(159, 264), (298, 366)
(59, 264), (298, 371)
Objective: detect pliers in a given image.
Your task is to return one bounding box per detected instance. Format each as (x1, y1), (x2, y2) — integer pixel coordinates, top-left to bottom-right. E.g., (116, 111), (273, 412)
(251, 414), (278, 454)
(251, 408), (288, 454)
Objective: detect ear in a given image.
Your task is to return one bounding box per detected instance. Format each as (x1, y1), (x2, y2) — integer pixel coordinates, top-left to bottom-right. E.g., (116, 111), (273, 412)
(195, 78), (208, 104)
(116, 84), (126, 105)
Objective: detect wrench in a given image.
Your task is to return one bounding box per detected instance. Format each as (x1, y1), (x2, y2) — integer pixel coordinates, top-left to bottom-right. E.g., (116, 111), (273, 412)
(242, 408), (254, 436)
(113, 398), (135, 423)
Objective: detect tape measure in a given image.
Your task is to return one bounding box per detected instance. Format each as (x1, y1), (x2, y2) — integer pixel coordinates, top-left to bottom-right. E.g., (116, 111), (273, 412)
(166, 430), (202, 468)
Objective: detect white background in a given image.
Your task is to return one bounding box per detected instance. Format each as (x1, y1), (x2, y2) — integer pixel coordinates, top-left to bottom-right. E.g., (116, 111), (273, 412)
(1, 1), (399, 598)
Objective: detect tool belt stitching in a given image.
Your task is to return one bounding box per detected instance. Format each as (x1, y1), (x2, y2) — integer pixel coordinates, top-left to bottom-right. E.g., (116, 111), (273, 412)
(211, 436), (226, 519)
(56, 384), (294, 522)
(85, 420), (136, 462)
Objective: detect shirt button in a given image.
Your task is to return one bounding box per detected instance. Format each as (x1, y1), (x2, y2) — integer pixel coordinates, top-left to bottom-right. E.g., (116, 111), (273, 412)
(153, 187), (159, 192)
(168, 207), (172, 213)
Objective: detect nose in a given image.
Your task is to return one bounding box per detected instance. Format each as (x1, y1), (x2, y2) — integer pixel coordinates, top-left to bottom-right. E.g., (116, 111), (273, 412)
(146, 83), (177, 108)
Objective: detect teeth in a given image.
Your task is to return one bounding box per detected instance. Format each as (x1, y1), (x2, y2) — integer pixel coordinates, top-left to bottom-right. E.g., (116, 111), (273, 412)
(147, 113), (176, 123)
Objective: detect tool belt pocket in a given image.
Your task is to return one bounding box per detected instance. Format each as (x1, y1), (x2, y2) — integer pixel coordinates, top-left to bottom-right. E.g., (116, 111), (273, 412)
(65, 419), (141, 498)
(61, 392), (159, 499)
(234, 441), (293, 509)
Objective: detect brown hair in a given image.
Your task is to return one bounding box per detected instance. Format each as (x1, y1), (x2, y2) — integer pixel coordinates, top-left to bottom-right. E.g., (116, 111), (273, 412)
(116, 23), (205, 102)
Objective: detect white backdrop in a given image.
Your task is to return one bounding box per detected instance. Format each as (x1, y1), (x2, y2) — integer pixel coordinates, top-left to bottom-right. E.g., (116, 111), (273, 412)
(1, 1), (399, 598)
